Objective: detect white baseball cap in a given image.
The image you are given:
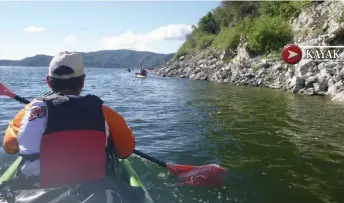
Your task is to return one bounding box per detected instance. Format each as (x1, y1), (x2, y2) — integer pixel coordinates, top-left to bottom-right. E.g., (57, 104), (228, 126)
(48, 51), (85, 79)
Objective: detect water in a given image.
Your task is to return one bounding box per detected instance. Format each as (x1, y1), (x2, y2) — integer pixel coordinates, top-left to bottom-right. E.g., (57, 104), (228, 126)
(1, 66), (344, 203)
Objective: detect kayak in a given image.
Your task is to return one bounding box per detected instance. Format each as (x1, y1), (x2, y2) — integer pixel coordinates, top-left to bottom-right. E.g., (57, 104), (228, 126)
(136, 74), (147, 78)
(0, 156), (154, 203)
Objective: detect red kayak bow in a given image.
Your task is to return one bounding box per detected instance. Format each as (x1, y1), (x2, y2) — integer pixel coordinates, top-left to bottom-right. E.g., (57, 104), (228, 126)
(0, 82), (228, 187)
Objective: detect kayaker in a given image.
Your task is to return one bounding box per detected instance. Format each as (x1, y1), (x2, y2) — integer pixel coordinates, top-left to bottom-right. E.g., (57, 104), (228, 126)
(139, 68), (147, 76)
(2, 51), (135, 189)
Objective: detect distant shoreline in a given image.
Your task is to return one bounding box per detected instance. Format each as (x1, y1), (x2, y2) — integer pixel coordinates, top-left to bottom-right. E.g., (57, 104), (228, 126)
(0, 49), (174, 69)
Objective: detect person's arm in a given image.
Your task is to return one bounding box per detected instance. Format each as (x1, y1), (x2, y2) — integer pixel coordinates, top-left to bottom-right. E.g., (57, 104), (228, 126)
(102, 105), (135, 159)
(3, 103), (31, 154)
(3, 101), (47, 155)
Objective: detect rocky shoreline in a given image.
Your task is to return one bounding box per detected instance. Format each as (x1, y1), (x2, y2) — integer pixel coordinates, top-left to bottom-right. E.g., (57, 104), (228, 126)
(153, 1), (344, 102)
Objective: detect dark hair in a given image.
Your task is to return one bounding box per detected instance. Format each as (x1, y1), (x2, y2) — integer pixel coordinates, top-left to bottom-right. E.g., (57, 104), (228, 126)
(48, 75), (85, 93)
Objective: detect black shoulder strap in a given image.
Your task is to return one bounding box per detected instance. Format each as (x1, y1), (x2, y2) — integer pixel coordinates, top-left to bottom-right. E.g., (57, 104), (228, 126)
(83, 94), (104, 105)
(43, 92), (70, 106)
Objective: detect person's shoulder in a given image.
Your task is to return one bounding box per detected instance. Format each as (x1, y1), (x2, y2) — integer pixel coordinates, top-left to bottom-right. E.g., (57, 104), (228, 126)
(102, 105), (126, 120)
(29, 99), (47, 107)
(102, 104), (118, 114)
(24, 99), (48, 122)
(16, 99), (46, 113)
(11, 99), (47, 126)
(83, 94), (104, 104)
(22, 99), (47, 113)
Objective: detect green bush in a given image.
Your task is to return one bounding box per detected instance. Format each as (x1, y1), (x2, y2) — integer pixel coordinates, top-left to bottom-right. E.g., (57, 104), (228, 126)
(174, 32), (215, 58)
(260, 1), (311, 19)
(196, 34), (215, 50)
(245, 15), (293, 54)
(174, 41), (193, 58)
(290, 0), (312, 13)
(213, 2), (260, 29)
(198, 12), (219, 34)
(212, 27), (240, 52)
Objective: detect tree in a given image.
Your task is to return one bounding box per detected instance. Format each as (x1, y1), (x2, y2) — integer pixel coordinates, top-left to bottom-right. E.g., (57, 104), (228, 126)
(197, 12), (219, 34)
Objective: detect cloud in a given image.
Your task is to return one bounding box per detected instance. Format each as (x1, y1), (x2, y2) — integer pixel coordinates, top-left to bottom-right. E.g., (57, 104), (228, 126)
(24, 26), (45, 33)
(65, 35), (78, 43)
(100, 24), (192, 51)
(148, 24), (193, 41)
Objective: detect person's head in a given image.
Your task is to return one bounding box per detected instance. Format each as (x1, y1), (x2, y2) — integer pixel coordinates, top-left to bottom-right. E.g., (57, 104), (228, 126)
(46, 52), (85, 95)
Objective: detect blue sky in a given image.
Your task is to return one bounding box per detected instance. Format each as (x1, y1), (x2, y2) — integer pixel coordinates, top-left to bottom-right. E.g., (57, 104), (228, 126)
(0, 1), (220, 60)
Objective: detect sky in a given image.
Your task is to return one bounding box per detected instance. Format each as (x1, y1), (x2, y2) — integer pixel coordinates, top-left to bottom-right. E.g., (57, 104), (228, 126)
(0, 1), (220, 60)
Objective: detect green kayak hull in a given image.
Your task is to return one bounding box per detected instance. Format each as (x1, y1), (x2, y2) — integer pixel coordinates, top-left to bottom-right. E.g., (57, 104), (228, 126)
(0, 156), (154, 203)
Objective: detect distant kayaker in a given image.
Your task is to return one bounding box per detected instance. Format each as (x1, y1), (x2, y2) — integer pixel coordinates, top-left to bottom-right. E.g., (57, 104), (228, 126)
(3, 51), (135, 188)
(139, 68), (147, 76)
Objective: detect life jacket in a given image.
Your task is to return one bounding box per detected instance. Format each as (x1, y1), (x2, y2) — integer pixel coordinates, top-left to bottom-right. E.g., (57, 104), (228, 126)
(38, 92), (107, 188)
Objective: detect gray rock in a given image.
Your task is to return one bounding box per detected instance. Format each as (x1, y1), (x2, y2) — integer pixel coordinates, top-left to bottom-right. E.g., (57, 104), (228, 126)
(332, 91), (344, 102)
(313, 82), (328, 92)
(291, 76), (305, 93)
(272, 62), (283, 71)
(305, 76), (318, 87)
(304, 88), (316, 96)
(328, 80), (344, 96)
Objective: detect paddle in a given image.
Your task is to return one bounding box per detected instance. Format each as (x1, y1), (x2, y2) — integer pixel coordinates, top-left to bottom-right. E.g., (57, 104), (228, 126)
(0, 82), (228, 187)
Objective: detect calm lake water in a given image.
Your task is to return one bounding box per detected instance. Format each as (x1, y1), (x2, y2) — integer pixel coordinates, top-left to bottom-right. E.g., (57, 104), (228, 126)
(1, 66), (344, 203)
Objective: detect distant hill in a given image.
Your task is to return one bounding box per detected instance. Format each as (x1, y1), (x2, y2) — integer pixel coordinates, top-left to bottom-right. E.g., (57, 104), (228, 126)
(0, 50), (174, 69)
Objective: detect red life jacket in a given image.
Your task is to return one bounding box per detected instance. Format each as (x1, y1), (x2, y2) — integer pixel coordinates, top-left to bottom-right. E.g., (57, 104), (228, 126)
(39, 93), (107, 188)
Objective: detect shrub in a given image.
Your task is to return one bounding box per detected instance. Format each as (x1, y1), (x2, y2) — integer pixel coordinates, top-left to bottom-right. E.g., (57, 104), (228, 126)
(196, 34), (215, 50)
(260, 1), (312, 19)
(245, 15), (293, 54)
(198, 12), (219, 34)
(212, 27), (240, 52)
(174, 41), (193, 58)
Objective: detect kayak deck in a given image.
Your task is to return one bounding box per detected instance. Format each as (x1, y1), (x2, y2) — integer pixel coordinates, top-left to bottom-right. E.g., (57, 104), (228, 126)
(121, 159), (154, 203)
(0, 156), (21, 184)
(0, 156), (154, 203)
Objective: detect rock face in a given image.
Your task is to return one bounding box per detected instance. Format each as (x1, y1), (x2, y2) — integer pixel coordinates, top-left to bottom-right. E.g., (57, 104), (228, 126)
(154, 1), (344, 102)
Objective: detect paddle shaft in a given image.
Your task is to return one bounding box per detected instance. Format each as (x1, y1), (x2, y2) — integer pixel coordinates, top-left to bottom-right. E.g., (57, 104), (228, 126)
(11, 94), (168, 168)
(14, 95), (30, 104)
(133, 149), (166, 167)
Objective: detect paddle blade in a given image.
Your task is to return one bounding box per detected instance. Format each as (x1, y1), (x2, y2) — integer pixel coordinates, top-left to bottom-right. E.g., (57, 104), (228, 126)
(166, 163), (228, 187)
(0, 83), (15, 98)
